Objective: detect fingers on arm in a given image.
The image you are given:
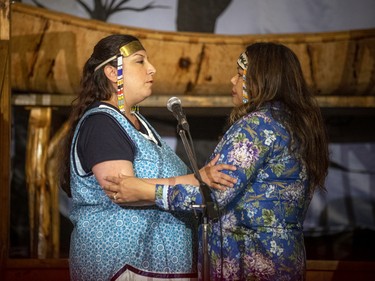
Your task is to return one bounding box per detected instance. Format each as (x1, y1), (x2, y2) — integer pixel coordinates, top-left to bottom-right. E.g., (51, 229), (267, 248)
(92, 160), (134, 203)
(92, 160), (134, 187)
(104, 175), (121, 184)
(208, 154), (220, 166)
(216, 172), (237, 186)
(218, 164), (237, 171)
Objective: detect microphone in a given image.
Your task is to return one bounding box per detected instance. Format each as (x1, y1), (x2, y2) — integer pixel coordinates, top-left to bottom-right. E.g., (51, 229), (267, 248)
(167, 97), (189, 130)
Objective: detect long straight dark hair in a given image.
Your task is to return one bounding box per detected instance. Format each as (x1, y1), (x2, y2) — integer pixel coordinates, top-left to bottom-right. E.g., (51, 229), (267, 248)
(58, 34), (140, 197)
(229, 42), (329, 192)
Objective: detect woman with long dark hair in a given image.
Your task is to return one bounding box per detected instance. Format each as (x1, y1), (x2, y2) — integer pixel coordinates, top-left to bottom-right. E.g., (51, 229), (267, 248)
(59, 34), (235, 281)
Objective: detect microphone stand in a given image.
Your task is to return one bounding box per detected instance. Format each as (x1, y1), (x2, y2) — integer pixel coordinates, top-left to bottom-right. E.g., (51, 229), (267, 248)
(176, 122), (218, 281)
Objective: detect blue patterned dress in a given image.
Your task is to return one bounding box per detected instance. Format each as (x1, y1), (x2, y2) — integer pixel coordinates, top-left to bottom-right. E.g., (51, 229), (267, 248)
(155, 104), (312, 281)
(69, 105), (198, 281)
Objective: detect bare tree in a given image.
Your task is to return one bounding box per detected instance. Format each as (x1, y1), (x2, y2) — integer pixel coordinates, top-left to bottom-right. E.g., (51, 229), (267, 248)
(177, 0), (232, 33)
(77, 0), (169, 21)
(30, 0), (169, 21)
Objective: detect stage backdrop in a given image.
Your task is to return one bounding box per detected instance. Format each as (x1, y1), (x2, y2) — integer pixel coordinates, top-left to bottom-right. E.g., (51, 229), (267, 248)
(19, 0), (375, 256)
(23, 0), (375, 34)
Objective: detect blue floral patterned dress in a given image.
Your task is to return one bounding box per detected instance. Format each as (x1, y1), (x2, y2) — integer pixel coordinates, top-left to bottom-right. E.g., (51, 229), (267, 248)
(69, 105), (198, 281)
(155, 103), (312, 281)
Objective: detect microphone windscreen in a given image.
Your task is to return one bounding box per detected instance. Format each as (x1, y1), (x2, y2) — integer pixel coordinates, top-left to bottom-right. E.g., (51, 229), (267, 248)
(167, 96), (181, 112)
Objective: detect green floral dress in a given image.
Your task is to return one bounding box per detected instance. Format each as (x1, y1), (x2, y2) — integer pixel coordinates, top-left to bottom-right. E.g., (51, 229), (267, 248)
(155, 103), (312, 280)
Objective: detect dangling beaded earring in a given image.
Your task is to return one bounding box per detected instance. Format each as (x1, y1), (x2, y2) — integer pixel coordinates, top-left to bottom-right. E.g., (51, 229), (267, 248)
(242, 68), (249, 104)
(117, 55), (139, 114)
(116, 54), (125, 114)
(237, 51), (249, 104)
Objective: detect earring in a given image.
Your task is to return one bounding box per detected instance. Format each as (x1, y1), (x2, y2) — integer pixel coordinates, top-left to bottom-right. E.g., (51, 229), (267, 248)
(242, 70), (249, 104)
(117, 54), (125, 113)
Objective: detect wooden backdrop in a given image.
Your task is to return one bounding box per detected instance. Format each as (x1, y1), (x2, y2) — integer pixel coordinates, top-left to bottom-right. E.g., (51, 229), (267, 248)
(2, 2), (375, 281)
(10, 3), (375, 108)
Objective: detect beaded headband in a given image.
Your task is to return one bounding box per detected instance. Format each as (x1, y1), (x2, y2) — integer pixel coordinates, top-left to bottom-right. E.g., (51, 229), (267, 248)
(237, 52), (249, 104)
(94, 40), (145, 113)
(94, 41), (145, 72)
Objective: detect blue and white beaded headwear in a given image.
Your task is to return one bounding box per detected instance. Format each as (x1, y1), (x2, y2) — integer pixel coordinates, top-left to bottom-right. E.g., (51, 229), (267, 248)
(237, 51), (249, 104)
(94, 40), (145, 113)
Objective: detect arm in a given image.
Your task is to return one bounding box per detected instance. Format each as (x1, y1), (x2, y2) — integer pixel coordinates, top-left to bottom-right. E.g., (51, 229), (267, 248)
(93, 160), (134, 186)
(82, 112), (155, 206)
(103, 115), (273, 209)
(103, 175), (157, 203)
(93, 159), (155, 206)
(103, 112), (276, 209)
(142, 154), (237, 189)
(102, 154), (237, 205)
(155, 114), (275, 211)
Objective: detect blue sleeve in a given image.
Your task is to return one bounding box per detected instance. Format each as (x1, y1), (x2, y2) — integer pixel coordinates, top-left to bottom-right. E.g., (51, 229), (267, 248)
(155, 112), (277, 211)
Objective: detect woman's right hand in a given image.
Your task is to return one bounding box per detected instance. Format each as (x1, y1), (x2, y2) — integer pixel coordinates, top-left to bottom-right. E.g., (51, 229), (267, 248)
(102, 174), (156, 204)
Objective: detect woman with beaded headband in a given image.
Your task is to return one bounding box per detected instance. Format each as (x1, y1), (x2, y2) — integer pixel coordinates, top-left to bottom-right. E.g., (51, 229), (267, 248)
(59, 34), (236, 281)
(102, 42), (329, 280)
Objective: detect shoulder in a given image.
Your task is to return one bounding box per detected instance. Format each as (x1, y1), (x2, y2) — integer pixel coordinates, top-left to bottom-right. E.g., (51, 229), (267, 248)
(80, 102), (128, 130)
(223, 107), (288, 152)
(78, 106), (130, 141)
(79, 112), (119, 135)
(229, 107), (278, 135)
(83, 102), (122, 119)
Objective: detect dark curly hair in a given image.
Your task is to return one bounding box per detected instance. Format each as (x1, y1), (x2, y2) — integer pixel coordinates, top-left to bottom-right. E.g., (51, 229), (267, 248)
(59, 34), (140, 197)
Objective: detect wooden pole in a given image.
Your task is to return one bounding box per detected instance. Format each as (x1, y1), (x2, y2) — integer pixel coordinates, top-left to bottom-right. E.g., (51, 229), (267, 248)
(0, 0), (11, 277)
(25, 107), (53, 258)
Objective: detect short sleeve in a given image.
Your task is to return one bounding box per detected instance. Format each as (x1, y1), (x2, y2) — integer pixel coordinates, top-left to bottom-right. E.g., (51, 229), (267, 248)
(77, 113), (135, 172)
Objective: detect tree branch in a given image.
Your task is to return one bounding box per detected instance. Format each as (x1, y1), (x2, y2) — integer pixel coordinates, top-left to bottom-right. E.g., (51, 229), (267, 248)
(77, 0), (93, 16)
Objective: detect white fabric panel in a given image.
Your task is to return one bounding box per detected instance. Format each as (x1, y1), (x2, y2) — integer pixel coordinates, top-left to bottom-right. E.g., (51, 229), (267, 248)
(216, 0), (375, 34)
(304, 143), (375, 235)
(24, 0), (375, 34)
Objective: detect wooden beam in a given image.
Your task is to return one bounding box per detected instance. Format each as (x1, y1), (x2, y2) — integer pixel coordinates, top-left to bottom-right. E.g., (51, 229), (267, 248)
(11, 93), (375, 108)
(9, 3), (375, 98)
(0, 0), (11, 277)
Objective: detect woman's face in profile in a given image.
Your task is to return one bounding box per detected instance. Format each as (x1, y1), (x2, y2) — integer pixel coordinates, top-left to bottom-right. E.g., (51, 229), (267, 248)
(230, 68), (245, 106)
(122, 50), (156, 104)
